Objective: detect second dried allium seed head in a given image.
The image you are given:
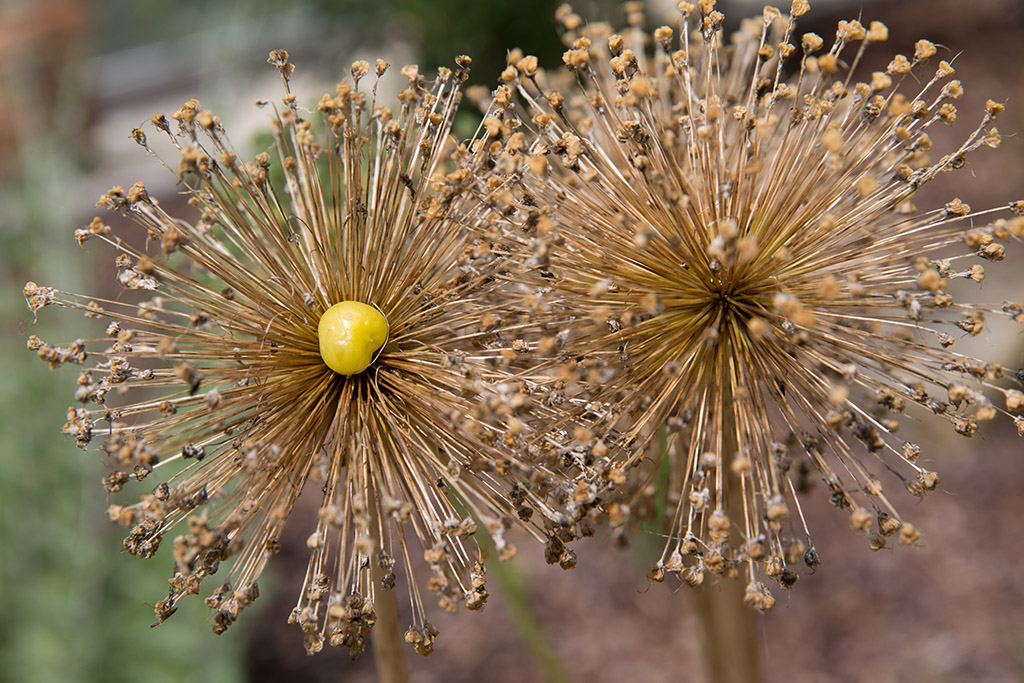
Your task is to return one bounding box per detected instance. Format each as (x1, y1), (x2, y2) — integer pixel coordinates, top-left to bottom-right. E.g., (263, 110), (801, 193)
(462, 0), (1024, 610)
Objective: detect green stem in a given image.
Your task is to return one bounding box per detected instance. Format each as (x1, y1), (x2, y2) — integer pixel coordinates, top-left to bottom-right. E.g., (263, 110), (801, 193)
(487, 555), (573, 683)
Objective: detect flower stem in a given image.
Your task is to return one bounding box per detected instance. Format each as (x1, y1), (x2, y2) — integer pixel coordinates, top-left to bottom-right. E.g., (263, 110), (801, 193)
(370, 572), (408, 683)
(694, 578), (759, 683)
(369, 500), (409, 683)
(695, 389), (760, 683)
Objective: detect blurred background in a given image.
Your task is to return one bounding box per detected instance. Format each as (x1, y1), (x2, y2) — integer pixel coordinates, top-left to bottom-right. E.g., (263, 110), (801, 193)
(1, 0), (1021, 681)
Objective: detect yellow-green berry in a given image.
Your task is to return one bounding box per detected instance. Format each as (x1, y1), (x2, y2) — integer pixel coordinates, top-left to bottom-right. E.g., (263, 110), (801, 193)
(318, 301), (388, 375)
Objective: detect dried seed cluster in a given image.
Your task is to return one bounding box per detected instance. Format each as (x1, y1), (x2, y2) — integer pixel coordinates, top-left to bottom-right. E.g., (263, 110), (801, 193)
(27, 52), (576, 656)
(26, 0), (1023, 656)
(462, 1), (1022, 609)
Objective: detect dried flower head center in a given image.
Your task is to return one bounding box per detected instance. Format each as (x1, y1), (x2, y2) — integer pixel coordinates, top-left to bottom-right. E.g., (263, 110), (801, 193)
(317, 301), (389, 375)
(701, 265), (761, 304)
(708, 286), (756, 318)
(649, 220), (778, 338)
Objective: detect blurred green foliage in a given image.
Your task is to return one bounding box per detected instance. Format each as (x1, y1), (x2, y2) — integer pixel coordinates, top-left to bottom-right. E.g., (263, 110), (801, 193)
(95, 0), (623, 85)
(0, 7), (251, 680)
(318, 0), (568, 84)
(0, 142), (250, 683)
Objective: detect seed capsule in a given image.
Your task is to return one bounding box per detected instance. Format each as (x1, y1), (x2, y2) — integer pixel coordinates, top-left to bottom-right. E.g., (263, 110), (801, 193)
(317, 301), (388, 375)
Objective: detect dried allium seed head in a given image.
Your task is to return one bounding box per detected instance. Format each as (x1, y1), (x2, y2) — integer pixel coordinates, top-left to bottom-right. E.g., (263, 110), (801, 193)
(465, 3), (1022, 607)
(26, 52), (568, 655)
